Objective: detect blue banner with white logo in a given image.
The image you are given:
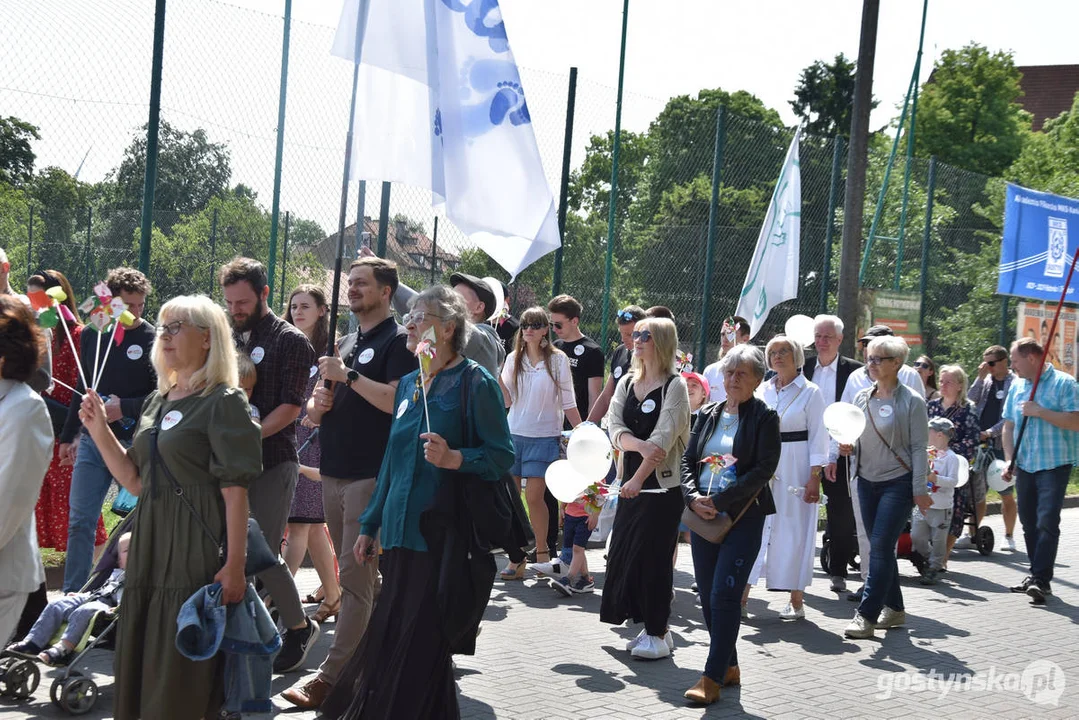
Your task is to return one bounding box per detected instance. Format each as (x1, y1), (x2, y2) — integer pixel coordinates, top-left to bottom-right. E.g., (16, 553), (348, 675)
(998, 184), (1079, 302)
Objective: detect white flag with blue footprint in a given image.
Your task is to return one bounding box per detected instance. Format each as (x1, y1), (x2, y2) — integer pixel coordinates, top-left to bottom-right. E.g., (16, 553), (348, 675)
(332, 0), (561, 279)
(734, 130), (801, 339)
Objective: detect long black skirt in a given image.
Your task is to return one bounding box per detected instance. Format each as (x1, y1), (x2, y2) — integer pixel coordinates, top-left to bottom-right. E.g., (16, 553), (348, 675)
(320, 548), (458, 720)
(599, 486), (684, 637)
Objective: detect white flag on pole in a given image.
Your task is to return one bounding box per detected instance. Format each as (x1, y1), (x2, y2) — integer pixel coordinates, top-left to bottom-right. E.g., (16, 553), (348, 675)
(331, 0), (560, 279)
(734, 130), (801, 338)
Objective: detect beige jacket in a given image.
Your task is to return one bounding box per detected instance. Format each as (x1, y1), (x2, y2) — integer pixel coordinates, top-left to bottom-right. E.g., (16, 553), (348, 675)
(607, 373), (691, 489)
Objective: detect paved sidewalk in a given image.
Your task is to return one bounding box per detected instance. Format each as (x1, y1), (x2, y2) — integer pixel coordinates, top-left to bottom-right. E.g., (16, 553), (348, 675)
(3, 508), (1077, 719)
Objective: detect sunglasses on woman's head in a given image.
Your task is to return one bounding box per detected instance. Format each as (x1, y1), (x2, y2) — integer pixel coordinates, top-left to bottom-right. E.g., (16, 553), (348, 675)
(521, 322), (548, 331)
(617, 309), (637, 324)
(632, 330), (652, 343)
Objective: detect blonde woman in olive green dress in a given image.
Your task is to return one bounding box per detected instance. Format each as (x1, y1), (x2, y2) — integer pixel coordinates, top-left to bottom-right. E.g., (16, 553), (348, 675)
(80, 295), (262, 720)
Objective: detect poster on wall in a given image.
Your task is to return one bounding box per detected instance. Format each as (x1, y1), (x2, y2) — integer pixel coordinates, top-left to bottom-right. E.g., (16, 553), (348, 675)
(857, 289), (924, 357)
(1015, 301), (1078, 378)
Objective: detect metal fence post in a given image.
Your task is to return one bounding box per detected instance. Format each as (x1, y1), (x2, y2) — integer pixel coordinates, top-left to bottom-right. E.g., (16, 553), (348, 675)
(138, 0), (167, 273)
(820, 135), (844, 314)
(267, 0), (293, 305)
(279, 211), (290, 310)
(551, 66), (578, 297)
(431, 216), (439, 284)
(917, 156), (936, 331)
(84, 206), (93, 296)
(355, 180), (366, 255)
(696, 105), (727, 364)
(208, 207), (218, 297)
(27, 205), (33, 278)
(377, 181), (391, 257)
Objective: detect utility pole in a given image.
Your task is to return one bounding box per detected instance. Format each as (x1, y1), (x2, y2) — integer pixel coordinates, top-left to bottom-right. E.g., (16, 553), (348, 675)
(837, 0), (880, 359)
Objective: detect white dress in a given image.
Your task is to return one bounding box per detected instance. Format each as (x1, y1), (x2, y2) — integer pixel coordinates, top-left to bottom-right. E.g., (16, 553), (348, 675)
(748, 374), (828, 591)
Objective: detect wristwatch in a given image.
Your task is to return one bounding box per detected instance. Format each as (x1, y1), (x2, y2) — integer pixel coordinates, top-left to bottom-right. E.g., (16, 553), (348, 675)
(346, 369), (360, 388)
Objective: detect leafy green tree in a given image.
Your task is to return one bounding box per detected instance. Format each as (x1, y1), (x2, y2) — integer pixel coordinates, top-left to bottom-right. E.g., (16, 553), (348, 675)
(915, 43), (1032, 177)
(790, 53), (876, 138)
(1007, 92), (1079, 197)
(0, 117), (40, 187)
(567, 129), (649, 226)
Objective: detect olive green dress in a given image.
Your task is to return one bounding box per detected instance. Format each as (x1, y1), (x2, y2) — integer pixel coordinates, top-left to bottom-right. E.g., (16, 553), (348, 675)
(114, 385), (262, 720)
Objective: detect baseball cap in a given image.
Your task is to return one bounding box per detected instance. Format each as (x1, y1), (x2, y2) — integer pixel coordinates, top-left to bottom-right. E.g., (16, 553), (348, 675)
(449, 272), (496, 319)
(681, 371), (710, 399)
(928, 417), (955, 436)
(858, 325), (894, 344)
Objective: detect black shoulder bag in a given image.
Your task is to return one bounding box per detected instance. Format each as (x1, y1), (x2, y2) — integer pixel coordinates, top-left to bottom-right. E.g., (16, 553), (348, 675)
(149, 405), (278, 577)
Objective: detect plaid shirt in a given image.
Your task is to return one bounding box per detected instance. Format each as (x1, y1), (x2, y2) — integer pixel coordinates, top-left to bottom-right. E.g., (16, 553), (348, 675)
(235, 309), (315, 470)
(1003, 365), (1079, 473)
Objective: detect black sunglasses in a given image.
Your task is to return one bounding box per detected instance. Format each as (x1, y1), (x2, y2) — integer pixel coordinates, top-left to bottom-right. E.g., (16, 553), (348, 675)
(521, 322), (548, 331)
(913, 361), (931, 370)
(987, 358), (1007, 367)
(617, 309), (638, 324)
(551, 321), (564, 330)
(632, 330), (653, 343)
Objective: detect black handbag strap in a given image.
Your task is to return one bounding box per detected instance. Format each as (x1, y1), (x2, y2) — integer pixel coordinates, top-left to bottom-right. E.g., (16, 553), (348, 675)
(150, 402), (221, 551)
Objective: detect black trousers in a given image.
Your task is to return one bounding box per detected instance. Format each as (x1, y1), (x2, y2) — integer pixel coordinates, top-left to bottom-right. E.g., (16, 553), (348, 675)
(824, 458), (858, 579)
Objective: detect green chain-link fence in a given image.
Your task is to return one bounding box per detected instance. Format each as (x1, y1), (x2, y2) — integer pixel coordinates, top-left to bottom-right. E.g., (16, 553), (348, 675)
(0, 0), (1036, 372)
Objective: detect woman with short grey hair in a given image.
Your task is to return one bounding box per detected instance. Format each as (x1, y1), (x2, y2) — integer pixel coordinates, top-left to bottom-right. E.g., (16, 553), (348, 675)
(840, 335), (930, 640)
(410, 285), (472, 354)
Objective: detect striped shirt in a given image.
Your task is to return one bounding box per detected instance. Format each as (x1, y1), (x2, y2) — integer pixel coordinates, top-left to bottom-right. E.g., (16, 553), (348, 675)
(1003, 366), (1079, 472)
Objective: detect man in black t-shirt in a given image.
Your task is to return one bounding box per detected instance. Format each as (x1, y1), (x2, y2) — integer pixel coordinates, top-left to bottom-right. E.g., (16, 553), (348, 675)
(282, 257), (416, 709)
(587, 305), (645, 423)
(548, 294), (604, 422)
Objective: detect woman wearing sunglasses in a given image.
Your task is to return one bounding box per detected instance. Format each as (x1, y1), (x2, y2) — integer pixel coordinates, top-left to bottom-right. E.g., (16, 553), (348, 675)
(840, 335), (930, 640)
(601, 317), (691, 659)
(497, 307), (582, 580)
(914, 356), (941, 402)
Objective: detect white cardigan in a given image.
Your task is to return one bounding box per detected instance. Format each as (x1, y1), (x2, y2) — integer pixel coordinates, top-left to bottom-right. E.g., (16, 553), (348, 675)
(606, 373), (691, 489)
(0, 379), (51, 594)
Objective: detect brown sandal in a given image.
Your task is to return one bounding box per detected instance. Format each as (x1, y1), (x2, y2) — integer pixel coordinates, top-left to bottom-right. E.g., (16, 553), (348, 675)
(310, 597), (341, 623)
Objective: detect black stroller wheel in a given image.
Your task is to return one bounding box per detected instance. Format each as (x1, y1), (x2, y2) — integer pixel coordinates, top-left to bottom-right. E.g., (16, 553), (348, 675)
(1, 658), (40, 700)
(59, 676), (98, 715)
(976, 526), (995, 556)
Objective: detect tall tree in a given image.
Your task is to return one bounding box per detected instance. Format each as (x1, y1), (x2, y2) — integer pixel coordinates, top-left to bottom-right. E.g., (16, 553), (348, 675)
(790, 53), (876, 138)
(0, 116), (40, 187)
(915, 43), (1032, 177)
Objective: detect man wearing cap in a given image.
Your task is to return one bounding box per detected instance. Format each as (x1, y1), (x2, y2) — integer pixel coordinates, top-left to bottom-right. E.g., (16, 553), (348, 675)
(835, 324), (924, 600)
(587, 305), (646, 423)
(1002, 337), (1079, 605)
(701, 316), (750, 404)
(806, 314), (862, 594)
(389, 270), (505, 375)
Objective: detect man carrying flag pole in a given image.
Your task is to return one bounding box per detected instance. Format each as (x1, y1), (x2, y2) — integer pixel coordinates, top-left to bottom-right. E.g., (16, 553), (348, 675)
(734, 130), (802, 338)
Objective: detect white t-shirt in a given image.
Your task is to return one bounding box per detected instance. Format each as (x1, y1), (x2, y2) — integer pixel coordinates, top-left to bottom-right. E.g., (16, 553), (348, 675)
(702, 360), (727, 404)
(928, 448), (959, 510)
(501, 350), (576, 438)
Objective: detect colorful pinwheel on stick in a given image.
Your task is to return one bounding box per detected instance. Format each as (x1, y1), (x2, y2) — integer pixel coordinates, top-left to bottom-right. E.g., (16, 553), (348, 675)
(413, 326), (438, 434)
(29, 287), (89, 393)
(80, 281), (137, 391)
(676, 349), (694, 373)
(700, 453), (738, 494)
(581, 482), (609, 514)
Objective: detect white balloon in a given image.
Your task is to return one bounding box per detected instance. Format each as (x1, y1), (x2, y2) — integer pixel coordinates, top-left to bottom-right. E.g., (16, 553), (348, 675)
(545, 460), (594, 503)
(986, 459), (1012, 492)
(955, 456), (970, 488)
(566, 423), (614, 480)
(823, 402), (866, 445)
(784, 314), (816, 347)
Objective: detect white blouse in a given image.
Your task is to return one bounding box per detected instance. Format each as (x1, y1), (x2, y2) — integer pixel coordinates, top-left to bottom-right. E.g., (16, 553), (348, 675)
(501, 350), (577, 438)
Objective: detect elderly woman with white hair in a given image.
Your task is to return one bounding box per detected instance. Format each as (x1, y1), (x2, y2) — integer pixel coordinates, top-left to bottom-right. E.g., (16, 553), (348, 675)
(839, 335), (930, 640)
(78, 295), (263, 719)
(744, 335), (828, 620)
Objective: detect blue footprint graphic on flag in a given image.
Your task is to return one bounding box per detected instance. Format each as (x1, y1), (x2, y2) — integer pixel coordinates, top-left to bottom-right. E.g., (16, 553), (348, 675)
(440, 0), (509, 53)
(454, 58), (532, 137)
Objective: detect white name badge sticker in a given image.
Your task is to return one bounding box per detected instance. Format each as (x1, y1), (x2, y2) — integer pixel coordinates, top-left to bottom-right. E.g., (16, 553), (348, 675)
(250, 346), (265, 365)
(310, 365), (318, 378)
(126, 345), (143, 361)
(641, 398), (656, 414)
(878, 404), (893, 419)
(161, 411), (183, 430)
(574, 344), (585, 356)
(358, 348), (375, 365)
(613, 366), (623, 379)
(396, 399), (409, 418)
(996, 390), (1005, 400)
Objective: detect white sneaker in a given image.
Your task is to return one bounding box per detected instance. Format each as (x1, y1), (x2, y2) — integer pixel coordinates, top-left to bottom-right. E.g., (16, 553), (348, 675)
(625, 628), (647, 652)
(1005, 535), (1017, 551)
(879, 607), (906, 629)
(663, 630), (675, 652)
(844, 613), (876, 639)
(779, 603), (805, 620)
(630, 634), (671, 660)
(529, 559), (564, 577)
(954, 535), (974, 550)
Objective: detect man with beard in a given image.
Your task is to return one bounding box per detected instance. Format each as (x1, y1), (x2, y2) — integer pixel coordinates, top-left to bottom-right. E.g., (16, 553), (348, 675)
(281, 257), (416, 708)
(220, 257), (318, 673)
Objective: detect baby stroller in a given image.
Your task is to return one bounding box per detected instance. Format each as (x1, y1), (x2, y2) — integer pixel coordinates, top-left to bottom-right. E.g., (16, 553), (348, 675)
(0, 512), (135, 714)
(961, 445), (996, 556)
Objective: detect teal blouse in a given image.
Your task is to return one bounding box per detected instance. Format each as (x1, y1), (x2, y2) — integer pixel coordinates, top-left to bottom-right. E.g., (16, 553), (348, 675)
(359, 359), (515, 551)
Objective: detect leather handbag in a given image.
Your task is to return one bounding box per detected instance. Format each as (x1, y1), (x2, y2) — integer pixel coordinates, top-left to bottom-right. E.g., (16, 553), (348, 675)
(681, 486), (763, 544)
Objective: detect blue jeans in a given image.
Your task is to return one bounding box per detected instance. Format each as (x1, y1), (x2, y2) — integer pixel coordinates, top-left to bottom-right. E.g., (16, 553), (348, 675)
(690, 512), (765, 682)
(63, 431), (117, 592)
(26, 593), (111, 648)
(1016, 464), (1071, 584)
(856, 476), (913, 623)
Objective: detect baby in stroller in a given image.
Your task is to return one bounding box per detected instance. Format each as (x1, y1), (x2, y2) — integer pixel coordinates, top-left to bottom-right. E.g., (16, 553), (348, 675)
(6, 532), (130, 666)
